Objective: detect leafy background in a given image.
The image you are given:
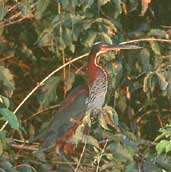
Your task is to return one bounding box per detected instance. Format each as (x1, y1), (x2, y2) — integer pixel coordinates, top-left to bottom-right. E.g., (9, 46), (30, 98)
(0, 0), (171, 171)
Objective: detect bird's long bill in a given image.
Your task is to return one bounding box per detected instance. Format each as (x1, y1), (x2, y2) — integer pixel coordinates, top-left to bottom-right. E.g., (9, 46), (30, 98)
(104, 44), (143, 52)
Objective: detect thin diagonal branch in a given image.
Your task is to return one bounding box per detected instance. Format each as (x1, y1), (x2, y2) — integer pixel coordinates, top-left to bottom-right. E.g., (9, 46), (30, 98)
(0, 53), (89, 131)
(120, 38), (171, 44)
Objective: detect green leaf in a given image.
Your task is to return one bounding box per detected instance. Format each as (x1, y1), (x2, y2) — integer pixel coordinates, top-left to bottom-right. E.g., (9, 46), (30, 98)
(0, 131), (6, 140)
(156, 72), (168, 91)
(104, 106), (119, 127)
(39, 76), (61, 108)
(0, 6), (7, 20)
(0, 66), (15, 97)
(35, 0), (50, 19)
(99, 106), (119, 130)
(156, 140), (169, 155)
(167, 80), (171, 105)
(143, 72), (157, 93)
(113, 0), (122, 18)
(63, 28), (73, 46)
(82, 135), (100, 148)
(139, 48), (150, 72)
(165, 141), (171, 153)
(0, 108), (19, 129)
(98, 111), (110, 130)
(0, 95), (10, 108)
(0, 159), (14, 172)
(150, 41), (161, 55)
(64, 71), (75, 92)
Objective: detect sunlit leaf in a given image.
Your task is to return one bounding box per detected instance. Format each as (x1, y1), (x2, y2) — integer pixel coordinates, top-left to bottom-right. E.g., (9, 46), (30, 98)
(100, 106), (119, 130)
(165, 141), (171, 153)
(98, 111), (110, 130)
(0, 108), (19, 129)
(150, 41), (161, 55)
(98, 0), (110, 7)
(156, 140), (169, 155)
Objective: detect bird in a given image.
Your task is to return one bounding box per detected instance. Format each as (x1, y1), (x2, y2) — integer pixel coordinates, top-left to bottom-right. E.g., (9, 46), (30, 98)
(85, 42), (142, 111)
(42, 42), (142, 154)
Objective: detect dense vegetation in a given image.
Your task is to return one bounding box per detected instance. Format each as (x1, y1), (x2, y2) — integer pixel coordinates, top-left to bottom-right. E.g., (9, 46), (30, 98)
(0, 0), (171, 171)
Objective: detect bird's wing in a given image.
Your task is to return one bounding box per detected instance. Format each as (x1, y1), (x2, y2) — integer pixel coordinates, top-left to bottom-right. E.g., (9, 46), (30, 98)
(43, 86), (88, 148)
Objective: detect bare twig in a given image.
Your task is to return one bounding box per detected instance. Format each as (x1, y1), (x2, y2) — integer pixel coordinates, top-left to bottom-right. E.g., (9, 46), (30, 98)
(74, 140), (87, 172)
(0, 54), (15, 63)
(120, 38), (171, 44)
(74, 126), (91, 172)
(4, 15), (34, 27)
(10, 143), (38, 151)
(23, 104), (60, 122)
(136, 109), (171, 124)
(161, 25), (171, 29)
(95, 139), (108, 172)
